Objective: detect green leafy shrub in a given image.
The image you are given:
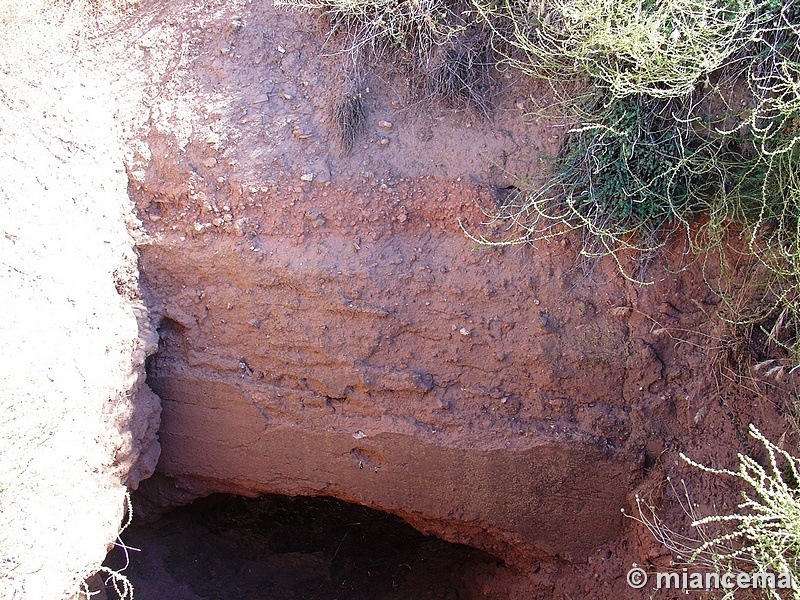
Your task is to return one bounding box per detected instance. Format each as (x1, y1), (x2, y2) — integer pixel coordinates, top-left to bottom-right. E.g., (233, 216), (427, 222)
(464, 90), (733, 280)
(560, 95), (698, 224)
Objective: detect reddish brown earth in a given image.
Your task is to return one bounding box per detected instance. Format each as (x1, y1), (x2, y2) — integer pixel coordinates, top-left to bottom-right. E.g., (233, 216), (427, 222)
(107, 0), (798, 597)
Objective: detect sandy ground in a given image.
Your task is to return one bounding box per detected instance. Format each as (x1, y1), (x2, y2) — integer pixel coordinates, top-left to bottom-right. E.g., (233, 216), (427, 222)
(0, 2), (159, 598)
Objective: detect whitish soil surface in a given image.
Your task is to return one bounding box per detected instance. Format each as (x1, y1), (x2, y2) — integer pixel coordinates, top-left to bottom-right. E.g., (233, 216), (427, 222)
(0, 3), (159, 598)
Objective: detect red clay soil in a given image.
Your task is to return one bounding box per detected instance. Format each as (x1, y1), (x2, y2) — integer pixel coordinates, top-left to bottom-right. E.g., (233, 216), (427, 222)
(111, 0), (799, 597)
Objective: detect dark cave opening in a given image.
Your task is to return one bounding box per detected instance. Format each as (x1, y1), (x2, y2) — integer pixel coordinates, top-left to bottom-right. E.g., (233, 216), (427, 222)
(104, 493), (500, 600)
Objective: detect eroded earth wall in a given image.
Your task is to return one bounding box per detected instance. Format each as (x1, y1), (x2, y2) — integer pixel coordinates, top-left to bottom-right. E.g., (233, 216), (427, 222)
(121, 0), (762, 578)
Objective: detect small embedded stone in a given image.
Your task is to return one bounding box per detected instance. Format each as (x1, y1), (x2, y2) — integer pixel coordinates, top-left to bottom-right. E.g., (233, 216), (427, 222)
(234, 217), (258, 236)
(305, 209), (325, 228)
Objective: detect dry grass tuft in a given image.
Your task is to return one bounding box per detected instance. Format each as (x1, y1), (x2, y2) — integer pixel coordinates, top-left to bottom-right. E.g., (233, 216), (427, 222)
(334, 82), (368, 152)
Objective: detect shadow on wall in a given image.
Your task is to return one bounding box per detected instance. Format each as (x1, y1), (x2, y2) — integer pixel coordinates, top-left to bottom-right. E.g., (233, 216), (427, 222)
(104, 493), (501, 600)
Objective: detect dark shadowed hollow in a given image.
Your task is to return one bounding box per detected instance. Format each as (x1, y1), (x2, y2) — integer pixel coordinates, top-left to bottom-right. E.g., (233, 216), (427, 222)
(104, 494), (501, 600)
